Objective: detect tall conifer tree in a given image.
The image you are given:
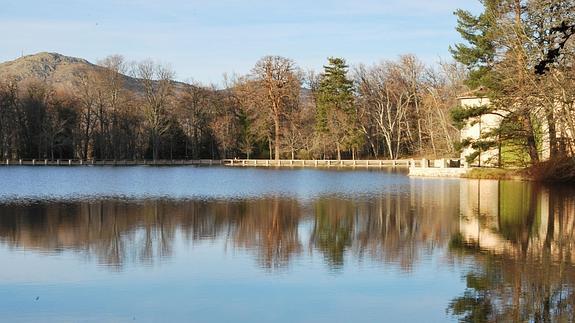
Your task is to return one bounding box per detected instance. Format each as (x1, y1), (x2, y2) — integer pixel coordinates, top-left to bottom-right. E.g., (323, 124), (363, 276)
(315, 57), (360, 159)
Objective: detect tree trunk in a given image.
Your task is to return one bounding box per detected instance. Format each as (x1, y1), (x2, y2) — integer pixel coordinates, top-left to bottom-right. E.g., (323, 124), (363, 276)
(193, 127), (199, 159)
(268, 136), (273, 160)
(384, 135), (394, 160)
(83, 118), (90, 159)
(546, 107), (558, 157)
(153, 131), (160, 161)
(523, 113), (540, 163)
(274, 116), (280, 160)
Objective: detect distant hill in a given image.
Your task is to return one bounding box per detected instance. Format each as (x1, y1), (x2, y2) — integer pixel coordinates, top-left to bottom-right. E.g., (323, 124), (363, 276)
(0, 52), (159, 94)
(1, 52), (99, 88)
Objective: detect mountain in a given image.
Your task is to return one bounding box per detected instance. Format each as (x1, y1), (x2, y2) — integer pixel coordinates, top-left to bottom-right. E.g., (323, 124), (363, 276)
(0, 52), (154, 94)
(0, 52), (102, 89)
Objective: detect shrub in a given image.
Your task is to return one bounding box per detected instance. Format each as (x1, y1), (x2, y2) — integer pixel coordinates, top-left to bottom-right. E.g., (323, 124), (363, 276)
(528, 157), (575, 182)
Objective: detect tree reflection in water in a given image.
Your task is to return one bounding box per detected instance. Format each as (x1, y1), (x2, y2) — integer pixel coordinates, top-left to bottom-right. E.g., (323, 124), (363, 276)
(0, 180), (459, 272)
(1, 179), (575, 320)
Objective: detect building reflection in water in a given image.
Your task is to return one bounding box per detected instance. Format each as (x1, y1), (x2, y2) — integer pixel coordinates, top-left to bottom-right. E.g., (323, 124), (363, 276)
(451, 179), (575, 322)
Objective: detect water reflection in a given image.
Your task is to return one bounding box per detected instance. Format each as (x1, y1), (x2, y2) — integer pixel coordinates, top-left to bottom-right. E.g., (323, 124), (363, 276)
(0, 179), (460, 271)
(450, 180), (575, 322)
(1, 177), (575, 321)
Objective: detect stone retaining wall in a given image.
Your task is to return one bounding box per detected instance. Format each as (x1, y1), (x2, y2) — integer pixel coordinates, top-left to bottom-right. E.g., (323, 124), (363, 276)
(408, 167), (470, 178)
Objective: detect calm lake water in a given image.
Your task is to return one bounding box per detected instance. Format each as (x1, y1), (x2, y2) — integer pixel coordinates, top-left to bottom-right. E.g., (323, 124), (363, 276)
(0, 166), (574, 322)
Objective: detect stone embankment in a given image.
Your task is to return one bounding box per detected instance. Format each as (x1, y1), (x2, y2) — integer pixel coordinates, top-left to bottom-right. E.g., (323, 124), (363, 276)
(407, 158), (470, 178)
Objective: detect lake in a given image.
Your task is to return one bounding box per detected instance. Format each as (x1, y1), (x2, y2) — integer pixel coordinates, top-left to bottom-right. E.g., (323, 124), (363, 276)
(0, 166), (573, 322)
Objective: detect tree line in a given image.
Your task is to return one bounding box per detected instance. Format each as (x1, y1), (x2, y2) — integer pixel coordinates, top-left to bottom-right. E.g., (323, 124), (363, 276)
(0, 54), (465, 161)
(1, 1), (574, 165)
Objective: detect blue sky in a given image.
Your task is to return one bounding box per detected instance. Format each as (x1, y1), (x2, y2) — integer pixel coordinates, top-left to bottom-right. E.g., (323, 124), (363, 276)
(0, 0), (481, 84)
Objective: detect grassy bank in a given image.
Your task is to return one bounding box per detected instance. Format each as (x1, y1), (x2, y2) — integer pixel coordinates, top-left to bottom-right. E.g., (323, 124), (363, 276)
(527, 158), (575, 182)
(462, 168), (528, 180)
(461, 158), (575, 182)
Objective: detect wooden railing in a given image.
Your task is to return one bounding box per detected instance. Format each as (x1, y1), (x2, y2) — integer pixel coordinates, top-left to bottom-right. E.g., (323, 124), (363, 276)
(0, 159), (223, 166)
(222, 158), (465, 168)
(222, 159), (420, 168)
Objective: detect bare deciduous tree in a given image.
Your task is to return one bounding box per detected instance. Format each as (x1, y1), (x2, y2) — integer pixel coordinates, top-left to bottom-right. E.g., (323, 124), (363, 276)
(250, 56), (301, 160)
(134, 61), (175, 160)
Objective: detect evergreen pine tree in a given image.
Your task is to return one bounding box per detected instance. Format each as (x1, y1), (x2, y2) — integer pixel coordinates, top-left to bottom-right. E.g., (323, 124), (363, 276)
(315, 58), (360, 159)
(449, 0), (501, 90)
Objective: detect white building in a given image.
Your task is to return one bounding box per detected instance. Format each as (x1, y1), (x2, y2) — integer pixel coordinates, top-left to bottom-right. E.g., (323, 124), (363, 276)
(458, 90), (555, 167)
(458, 93), (504, 167)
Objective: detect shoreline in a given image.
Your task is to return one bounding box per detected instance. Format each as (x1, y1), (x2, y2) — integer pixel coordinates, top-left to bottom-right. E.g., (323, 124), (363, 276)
(0, 158), (418, 168)
(2, 159), (572, 183)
